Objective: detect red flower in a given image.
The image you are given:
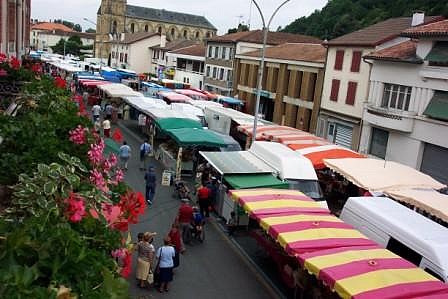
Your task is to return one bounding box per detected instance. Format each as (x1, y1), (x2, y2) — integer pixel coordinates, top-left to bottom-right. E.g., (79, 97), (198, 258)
(9, 56), (20, 70)
(107, 192), (146, 232)
(64, 192), (87, 223)
(31, 63), (42, 74)
(54, 76), (66, 89)
(0, 53), (7, 63)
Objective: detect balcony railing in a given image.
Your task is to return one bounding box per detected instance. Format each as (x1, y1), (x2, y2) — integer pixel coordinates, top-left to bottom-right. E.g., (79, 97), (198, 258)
(364, 104), (416, 132)
(174, 67), (204, 75)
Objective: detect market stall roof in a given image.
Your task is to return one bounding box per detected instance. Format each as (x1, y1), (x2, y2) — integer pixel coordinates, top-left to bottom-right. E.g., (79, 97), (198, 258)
(188, 100), (223, 110)
(238, 124), (297, 140)
(166, 127), (227, 147)
(224, 174), (289, 189)
(229, 189), (330, 220)
(299, 245), (448, 299)
(155, 117), (202, 132)
(205, 106), (271, 126)
(158, 91), (192, 103)
(216, 96), (243, 106)
(174, 89), (208, 100)
(144, 108), (200, 121)
(293, 144), (365, 169)
(385, 189), (448, 223)
(324, 158), (445, 191)
(211, 131), (242, 151)
(98, 83), (142, 97)
(199, 151), (275, 175)
(171, 103), (204, 117)
(77, 75), (105, 81)
(104, 138), (119, 156)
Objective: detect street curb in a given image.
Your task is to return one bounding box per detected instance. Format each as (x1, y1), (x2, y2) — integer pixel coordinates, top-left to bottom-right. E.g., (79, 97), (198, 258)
(210, 219), (286, 299)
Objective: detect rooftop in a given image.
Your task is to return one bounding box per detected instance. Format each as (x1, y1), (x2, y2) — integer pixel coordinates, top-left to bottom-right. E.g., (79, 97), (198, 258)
(120, 32), (160, 44)
(31, 22), (74, 32)
(326, 16), (443, 47)
(126, 5), (216, 30)
(239, 43), (326, 64)
(151, 39), (199, 51)
(364, 40), (423, 64)
(402, 19), (448, 38)
(169, 44), (206, 57)
(207, 30), (322, 45)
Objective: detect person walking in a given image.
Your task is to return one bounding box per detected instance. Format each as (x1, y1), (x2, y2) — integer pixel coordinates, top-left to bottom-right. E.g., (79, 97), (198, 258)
(102, 118), (111, 138)
(144, 166), (157, 205)
(197, 183), (211, 218)
(168, 223), (183, 268)
(139, 139), (152, 170)
(178, 198), (193, 244)
(119, 141), (131, 170)
(92, 103), (101, 122)
(155, 237), (176, 293)
(104, 103), (113, 120)
(136, 232), (156, 288)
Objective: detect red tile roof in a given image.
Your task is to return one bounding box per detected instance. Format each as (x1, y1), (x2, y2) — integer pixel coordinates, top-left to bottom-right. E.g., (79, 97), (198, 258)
(207, 30), (322, 45)
(326, 16), (443, 47)
(364, 40), (423, 64)
(169, 44), (205, 57)
(121, 32), (159, 44)
(151, 39), (199, 51)
(402, 19), (448, 37)
(239, 43), (326, 64)
(31, 22), (74, 32)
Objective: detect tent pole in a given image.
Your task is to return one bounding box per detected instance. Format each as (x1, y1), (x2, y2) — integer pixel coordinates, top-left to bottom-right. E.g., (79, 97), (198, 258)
(176, 147), (183, 181)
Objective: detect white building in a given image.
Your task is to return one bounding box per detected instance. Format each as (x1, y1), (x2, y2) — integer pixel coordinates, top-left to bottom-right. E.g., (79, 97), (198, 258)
(166, 44), (205, 89)
(317, 14), (443, 150)
(204, 30), (322, 96)
(359, 19), (448, 184)
(110, 32), (161, 73)
(30, 22), (94, 53)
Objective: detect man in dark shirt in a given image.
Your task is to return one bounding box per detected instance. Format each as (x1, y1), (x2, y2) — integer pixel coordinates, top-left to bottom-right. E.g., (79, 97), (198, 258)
(144, 166), (157, 205)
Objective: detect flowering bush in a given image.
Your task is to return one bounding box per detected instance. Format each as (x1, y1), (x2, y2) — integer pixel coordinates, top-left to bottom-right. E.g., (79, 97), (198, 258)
(0, 53), (34, 82)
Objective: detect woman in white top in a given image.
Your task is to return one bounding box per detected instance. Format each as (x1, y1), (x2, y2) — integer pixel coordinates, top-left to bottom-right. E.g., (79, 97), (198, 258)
(155, 237), (176, 293)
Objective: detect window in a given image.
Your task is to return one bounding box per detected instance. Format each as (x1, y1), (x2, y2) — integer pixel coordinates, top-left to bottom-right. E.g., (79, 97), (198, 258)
(212, 67), (217, 78)
(158, 26), (162, 34)
(346, 81), (357, 105)
(144, 25), (149, 32)
(227, 70), (232, 81)
(381, 84), (412, 111)
(219, 68), (224, 80)
(124, 53), (128, 63)
(330, 79), (340, 101)
(206, 66), (210, 77)
(183, 30), (188, 38)
(130, 23), (135, 33)
(111, 20), (117, 34)
(171, 28), (175, 36)
(195, 31), (200, 39)
(369, 127), (389, 159)
(334, 50), (344, 70)
(119, 53), (123, 62)
(208, 46), (212, 57)
(214, 47), (219, 58)
(112, 51), (115, 58)
(351, 51), (362, 72)
(222, 47), (227, 59)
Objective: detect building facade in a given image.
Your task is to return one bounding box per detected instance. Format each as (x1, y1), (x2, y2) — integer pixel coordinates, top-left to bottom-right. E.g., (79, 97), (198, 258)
(0, 0), (30, 57)
(234, 43), (326, 133)
(95, 0), (216, 61)
(359, 19), (448, 184)
(167, 44), (205, 89)
(204, 30), (322, 97)
(110, 32), (161, 73)
(317, 14), (442, 150)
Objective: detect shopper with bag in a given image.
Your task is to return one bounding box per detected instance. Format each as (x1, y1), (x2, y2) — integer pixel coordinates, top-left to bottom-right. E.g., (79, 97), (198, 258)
(155, 237), (176, 293)
(139, 139), (152, 170)
(135, 232), (156, 288)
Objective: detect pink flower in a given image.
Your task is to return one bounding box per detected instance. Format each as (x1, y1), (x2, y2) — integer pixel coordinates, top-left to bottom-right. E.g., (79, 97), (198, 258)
(103, 159), (112, 173)
(110, 169), (124, 186)
(0, 53), (7, 63)
(89, 169), (108, 192)
(69, 125), (88, 145)
(108, 154), (118, 167)
(87, 139), (105, 166)
(0, 68), (7, 77)
(64, 192), (86, 223)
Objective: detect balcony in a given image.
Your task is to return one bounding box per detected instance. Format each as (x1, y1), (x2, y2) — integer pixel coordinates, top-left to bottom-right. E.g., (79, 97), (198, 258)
(364, 104), (416, 132)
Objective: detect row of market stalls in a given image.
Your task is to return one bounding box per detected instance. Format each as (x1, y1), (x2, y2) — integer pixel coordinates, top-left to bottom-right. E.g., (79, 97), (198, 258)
(230, 188), (448, 299)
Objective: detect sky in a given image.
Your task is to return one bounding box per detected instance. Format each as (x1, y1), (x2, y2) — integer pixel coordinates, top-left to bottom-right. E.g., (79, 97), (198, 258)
(31, 0), (328, 34)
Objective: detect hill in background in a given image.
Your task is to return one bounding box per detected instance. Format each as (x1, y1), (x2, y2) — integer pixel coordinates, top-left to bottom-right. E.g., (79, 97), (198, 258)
(282, 0), (448, 40)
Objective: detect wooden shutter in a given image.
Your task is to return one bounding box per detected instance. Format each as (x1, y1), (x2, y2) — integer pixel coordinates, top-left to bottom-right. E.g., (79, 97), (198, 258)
(330, 79), (340, 102)
(351, 51), (362, 72)
(334, 50), (344, 70)
(346, 81), (357, 105)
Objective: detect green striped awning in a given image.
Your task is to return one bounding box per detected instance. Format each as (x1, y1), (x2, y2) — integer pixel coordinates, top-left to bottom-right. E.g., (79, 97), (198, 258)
(424, 91), (448, 121)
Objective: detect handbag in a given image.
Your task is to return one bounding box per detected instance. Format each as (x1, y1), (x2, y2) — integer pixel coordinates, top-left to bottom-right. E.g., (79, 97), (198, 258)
(153, 248), (163, 284)
(146, 268), (154, 284)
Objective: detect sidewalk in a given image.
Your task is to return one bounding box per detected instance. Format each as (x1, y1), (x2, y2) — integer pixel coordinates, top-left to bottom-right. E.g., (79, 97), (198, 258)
(116, 120), (278, 299)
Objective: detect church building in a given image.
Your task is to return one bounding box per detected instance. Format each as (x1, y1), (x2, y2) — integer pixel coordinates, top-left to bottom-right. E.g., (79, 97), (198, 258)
(95, 0), (217, 61)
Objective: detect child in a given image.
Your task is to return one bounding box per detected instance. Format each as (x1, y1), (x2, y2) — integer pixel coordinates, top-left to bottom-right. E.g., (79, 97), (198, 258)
(227, 211), (237, 236)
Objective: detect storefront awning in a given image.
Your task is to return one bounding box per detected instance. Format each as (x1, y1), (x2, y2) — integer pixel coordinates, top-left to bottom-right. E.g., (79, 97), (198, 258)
(199, 151), (275, 175)
(224, 174), (289, 190)
(425, 41), (448, 65)
(166, 128), (227, 147)
(424, 91), (448, 121)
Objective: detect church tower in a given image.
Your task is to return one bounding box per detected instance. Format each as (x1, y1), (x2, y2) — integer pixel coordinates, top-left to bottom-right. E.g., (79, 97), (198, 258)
(95, 0), (126, 59)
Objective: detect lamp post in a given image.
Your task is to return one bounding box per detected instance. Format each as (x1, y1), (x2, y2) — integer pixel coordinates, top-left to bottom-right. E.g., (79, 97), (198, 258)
(251, 0), (290, 144)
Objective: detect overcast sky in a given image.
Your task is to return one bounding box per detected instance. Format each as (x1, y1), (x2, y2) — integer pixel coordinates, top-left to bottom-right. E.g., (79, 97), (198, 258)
(31, 0), (327, 34)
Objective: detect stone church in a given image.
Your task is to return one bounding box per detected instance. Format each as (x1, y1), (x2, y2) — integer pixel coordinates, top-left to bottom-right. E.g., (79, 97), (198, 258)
(95, 0), (217, 59)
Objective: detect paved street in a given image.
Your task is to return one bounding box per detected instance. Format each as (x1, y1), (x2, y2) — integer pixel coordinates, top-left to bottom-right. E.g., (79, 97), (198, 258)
(117, 122), (278, 299)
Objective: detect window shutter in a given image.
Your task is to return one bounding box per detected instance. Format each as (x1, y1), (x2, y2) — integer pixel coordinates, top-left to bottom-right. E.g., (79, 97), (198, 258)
(334, 50), (344, 70)
(351, 51), (362, 72)
(330, 79), (340, 102)
(346, 81), (357, 105)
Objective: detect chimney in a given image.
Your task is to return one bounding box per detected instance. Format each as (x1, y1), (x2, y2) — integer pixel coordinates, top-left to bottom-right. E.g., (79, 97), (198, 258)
(412, 11), (425, 27)
(160, 34), (166, 48)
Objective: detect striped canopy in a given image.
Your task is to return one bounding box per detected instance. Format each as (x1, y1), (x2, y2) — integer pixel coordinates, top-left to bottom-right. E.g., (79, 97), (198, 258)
(229, 189), (329, 219)
(299, 246), (448, 299)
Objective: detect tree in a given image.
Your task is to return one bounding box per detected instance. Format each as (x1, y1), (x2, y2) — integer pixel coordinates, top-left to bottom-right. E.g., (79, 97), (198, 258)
(227, 23), (249, 34)
(73, 24), (82, 32)
(86, 28), (96, 33)
(51, 36), (84, 56)
(53, 19), (82, 32)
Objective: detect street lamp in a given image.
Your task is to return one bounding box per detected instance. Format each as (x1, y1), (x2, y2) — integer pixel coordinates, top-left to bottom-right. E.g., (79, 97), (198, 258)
(251, 0), (290, 144)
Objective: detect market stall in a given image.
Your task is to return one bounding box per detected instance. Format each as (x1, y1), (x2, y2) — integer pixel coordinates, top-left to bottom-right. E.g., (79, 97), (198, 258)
(158, 91), (193, 104)
(174, 89), (208, 101)
(141, 81), (172, 97)
(215, 95), (244, 110)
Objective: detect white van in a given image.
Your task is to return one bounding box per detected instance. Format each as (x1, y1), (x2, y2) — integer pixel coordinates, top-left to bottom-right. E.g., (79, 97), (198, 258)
(249, 141), (325, 202)
(341, 196), (448, 282)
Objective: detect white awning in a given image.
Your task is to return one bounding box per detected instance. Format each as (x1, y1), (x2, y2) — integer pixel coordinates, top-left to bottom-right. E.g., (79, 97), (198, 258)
(199, 151), (276, 175)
